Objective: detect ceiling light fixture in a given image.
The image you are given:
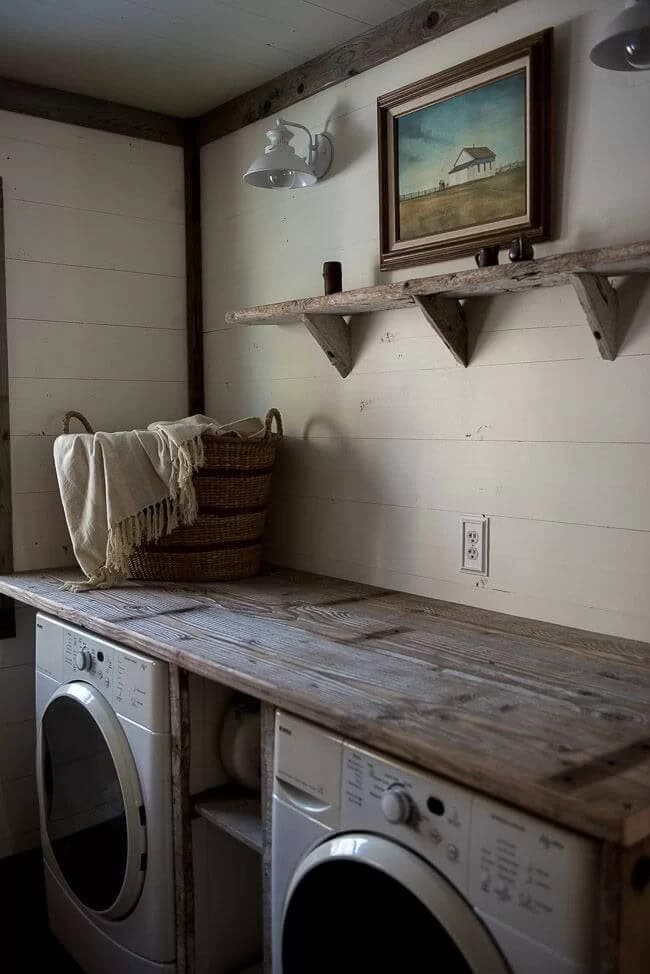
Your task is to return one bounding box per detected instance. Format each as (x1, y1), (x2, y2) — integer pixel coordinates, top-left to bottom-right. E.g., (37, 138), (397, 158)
(590, 0), (650, 70)
(243, 118), (333, 189)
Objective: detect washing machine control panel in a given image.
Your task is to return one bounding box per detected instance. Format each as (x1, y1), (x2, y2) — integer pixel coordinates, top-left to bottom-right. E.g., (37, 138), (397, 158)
(341, 744), (472, 891)
(340, 742), (598, 969)
(37, 613), (170, 733)
(64, 628), (115, 694)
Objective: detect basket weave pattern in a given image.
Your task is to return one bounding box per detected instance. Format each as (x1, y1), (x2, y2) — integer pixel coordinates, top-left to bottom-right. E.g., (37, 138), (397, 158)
(130, 408), (282, 582)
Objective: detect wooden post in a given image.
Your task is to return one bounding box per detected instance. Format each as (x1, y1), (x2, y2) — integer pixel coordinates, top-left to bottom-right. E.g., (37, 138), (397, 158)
(0, 180), (15, 638)
(260, 703), (275, 974)
(169, 664), (195, 974)
(184, 121), (205, 415)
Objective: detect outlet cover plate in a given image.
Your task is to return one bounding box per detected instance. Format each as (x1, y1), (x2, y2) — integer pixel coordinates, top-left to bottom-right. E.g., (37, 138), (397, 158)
(461, 515), (489, 575)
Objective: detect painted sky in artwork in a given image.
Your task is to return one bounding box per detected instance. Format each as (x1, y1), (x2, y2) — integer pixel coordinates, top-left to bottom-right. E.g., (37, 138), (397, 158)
(397, 71), (526, 196)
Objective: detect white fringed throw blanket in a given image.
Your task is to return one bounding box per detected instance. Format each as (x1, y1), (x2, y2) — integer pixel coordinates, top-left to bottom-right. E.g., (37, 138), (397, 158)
(54, 414), (266, 591)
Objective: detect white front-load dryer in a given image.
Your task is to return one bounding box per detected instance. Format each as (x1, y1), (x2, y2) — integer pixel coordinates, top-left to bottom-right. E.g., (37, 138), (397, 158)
(35, 613), (176, 974)
(272, 712), (601, 974)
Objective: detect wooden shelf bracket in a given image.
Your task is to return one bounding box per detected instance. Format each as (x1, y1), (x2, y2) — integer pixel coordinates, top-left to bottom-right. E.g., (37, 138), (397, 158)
(226, 241), (650, 375)
(570, 273), (618, 361)
(414, 294), (468, 367)
(300, 313), (352, 378)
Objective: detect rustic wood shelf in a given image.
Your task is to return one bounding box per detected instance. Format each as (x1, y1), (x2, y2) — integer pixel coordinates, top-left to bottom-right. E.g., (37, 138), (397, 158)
(225, 240), (650, 375)
(193, 789), (263, 854)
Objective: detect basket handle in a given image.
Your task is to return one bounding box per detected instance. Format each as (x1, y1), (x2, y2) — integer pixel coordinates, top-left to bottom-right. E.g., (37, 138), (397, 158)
(264, 408), (283, 438)
(62, 411), (94, 434)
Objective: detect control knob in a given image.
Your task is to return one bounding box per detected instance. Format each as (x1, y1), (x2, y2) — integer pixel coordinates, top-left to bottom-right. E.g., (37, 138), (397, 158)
(381, 785), (413, 825)
(75, 649), (92, 671)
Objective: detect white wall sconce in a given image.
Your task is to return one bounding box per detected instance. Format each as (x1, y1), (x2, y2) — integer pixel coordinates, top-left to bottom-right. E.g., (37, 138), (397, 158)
(590, 0), (650, 70)
(243, 118), (333, 189)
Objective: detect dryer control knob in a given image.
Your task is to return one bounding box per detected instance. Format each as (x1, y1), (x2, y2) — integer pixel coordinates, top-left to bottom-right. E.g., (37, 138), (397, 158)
(381, 786), (413, 825)
(75, 649), (92, 671)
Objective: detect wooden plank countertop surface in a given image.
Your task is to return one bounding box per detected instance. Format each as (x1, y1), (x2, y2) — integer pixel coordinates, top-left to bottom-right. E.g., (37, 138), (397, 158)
(2, 566), (650, 848)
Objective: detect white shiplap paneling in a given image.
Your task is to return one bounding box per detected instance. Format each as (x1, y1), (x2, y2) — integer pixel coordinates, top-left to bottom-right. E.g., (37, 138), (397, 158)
(0, 112), (186, 857)
(202, 0), (650, 643)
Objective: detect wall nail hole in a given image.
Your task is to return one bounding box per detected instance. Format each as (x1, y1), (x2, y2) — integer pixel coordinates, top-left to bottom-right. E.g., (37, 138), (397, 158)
(297, 83), (304, 94)
(593, 330), (602, 340)
(425, 12), (440, 29)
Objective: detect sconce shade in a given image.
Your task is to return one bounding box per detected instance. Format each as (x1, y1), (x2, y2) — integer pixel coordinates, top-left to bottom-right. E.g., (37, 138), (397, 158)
(243, 119), (317, 189)
(590, 0), (650, 70)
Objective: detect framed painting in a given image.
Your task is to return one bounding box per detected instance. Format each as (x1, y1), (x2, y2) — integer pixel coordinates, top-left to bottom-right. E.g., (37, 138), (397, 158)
(377, 29), (552, 270)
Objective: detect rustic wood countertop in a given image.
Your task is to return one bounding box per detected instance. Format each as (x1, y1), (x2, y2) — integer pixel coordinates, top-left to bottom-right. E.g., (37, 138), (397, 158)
(2, 566), (650, 848)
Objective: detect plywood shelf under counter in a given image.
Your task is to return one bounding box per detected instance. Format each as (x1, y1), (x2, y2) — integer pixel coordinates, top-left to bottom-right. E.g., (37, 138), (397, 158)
(225, 239), (650, 374)
(193, 786), (263, 855)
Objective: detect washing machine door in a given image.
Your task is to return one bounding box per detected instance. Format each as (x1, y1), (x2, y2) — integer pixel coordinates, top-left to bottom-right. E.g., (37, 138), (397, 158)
(37, 681), (147, 920)
(282, 833), (511, 974)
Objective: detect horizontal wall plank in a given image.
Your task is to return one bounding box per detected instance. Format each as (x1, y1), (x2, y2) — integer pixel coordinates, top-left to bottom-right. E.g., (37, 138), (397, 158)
(9, 377), (187, 435)
(265, 495), (650, 637)
(0, 134), (184, 224)
(8, 320), (187, 382)
(271, 545), (650, 645)
(6, 259), (185, 330)
(274, 437), (650, 532)
(10, 436), (57, 496)
(12, 492), (73, 573)
(0, 77), (185, 145)
(0, 109), (181, 165)
(207, 354), (650, 445)
(5, 199), (184, 277)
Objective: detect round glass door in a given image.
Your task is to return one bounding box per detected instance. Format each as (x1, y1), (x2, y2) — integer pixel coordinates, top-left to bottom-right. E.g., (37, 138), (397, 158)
(282, 834), (510, 974)
(38, 682), (147, 919)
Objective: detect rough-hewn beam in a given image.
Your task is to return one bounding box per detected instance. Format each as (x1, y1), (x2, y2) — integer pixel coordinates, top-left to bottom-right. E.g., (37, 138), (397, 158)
(184, 120), (205, 414)
(414, 294), (467, 366)
(197, 0), (519, 145)
(169, 664), (195, 974)
(0, 182), (15, 638)
(570, 273), (618, 361)
(0, 75), (185, 145)
(301, 314), (352, 378)
(225, 241), (650, 322)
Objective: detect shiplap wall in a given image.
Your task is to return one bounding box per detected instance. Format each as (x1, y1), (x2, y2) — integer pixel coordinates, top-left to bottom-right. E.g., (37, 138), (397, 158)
(0, 111), (186, 856)
(202, 0), (650, 643)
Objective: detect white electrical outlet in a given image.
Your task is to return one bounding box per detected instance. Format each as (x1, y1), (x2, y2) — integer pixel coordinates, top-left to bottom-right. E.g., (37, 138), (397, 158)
(461, 515), (489, 575)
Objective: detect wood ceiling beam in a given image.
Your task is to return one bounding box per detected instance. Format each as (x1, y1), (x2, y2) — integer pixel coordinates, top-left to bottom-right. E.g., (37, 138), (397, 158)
(0, 75), (185, 145)
(197, 0), (520, 146)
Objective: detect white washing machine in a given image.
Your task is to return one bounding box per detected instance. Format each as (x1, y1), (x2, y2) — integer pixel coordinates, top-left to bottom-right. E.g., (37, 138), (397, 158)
(272, 712), (601, 974)
(35, 613), (176, 974)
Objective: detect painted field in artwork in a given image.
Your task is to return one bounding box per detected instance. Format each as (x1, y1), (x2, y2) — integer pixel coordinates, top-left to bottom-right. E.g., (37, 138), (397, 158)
(397, 71), (527, 242)
(399, 167), (525, 239)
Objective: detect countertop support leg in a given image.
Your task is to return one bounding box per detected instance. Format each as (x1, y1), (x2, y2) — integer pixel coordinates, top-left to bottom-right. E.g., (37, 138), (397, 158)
(261, 703), (275, 974)
(170, 664), (195, 974)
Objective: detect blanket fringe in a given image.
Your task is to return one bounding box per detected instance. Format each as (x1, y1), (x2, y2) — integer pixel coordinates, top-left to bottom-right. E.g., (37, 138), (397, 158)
(65, 434), (205, 592)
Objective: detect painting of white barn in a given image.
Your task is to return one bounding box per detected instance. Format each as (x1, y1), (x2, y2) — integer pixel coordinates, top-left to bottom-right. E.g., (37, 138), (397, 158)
(448, 146), (496, 186)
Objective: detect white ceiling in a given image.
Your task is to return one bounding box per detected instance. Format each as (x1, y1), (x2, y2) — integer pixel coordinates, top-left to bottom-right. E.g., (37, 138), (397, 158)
(0, 0), (422, 117)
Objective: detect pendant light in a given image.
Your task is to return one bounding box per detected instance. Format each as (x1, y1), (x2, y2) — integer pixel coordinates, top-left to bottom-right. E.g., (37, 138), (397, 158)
(590, 0), (650, 70)
(243, 118), (333, 189)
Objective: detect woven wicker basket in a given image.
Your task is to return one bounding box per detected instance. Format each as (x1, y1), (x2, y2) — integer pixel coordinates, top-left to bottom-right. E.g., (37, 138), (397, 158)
(61, 409), (283, 583)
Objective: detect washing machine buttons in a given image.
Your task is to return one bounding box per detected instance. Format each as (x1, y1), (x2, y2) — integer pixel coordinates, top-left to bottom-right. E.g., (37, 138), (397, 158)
(381, 785), (414, 825)
(75, 649), (93, 671)
(447, 843), (460, 863)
